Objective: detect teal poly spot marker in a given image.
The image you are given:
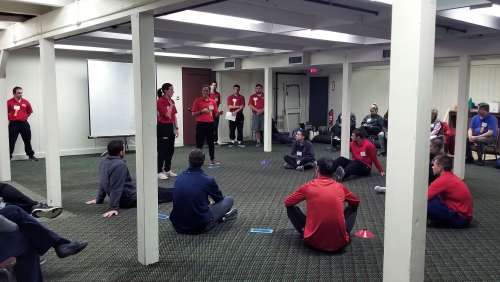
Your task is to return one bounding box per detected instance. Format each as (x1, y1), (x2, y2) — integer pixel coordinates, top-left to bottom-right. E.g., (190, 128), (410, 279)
(158, 213), (169, 220)
(249, 228), (274, 234)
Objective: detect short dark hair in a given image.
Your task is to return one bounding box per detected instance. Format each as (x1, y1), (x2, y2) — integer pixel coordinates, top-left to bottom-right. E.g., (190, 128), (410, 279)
(233, 84), (240, 89)
(478, 103), (489, 112)
(107, 140), (124, 156)
(12, 86), (22, 94)
(255, 83), (263, 88)
(317, 158), (335, 176)
(189, 149), (205, 168)
(434, 155), (453, 172)
(352, 128), (366, 139)
(430, 138), (443, 151)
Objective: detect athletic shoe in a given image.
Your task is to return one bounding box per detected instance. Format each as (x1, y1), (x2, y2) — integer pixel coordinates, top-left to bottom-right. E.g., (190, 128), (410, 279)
(283, 163), (294, 169)
(237, 142), (245, 148)
(29, 156), (39, 162)
(296, 165), (305, 172)
(256, 143), (262, 148)
(374, 186), (387, 193)
(476, 160), (485, 166)
(209, 160), (221, 166)
(158, 172), (168, 180)
(55, 241), (88, 258)
(228, 140), (235, 148)
(165, 170), (177, 177)
(221, 209), (238, 222)
(334, 167), (345, 182)
(31, 203), (63, 219)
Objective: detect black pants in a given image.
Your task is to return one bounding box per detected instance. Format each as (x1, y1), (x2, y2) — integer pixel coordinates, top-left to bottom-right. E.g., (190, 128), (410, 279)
(286, 205), (357, 236)
(9, 121), (34, 158)
(213, 116), (220, 143)
(196, 122), (215, 161)
(0, 182), (38, 214)
(119, 187), (175, 209)
(157, 123), (175, 173)
(284, 155), (315, 169)
(229, 113), (244, 142)
(332, 157), (371, 180)
(466, 137), (494, 161)
(0, 205), (69, 282)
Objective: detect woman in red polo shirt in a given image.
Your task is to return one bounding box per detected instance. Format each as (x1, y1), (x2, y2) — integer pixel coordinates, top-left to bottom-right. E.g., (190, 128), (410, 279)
(209, 82), (222, 146)
(157, 83), (179, 180)
(192, 86), (221, 165)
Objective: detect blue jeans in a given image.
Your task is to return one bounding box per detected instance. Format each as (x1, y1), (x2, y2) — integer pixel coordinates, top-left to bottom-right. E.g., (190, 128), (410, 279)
(427, 197), (470, 228)
(205, 196), (234, 231)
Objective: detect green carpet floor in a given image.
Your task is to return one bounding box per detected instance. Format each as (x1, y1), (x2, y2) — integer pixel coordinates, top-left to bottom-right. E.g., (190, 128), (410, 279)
(4, 144), (500, 281)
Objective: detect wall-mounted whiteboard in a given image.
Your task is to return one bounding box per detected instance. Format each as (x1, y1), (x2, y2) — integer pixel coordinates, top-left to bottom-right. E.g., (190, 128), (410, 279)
(87, 60), (135, 137)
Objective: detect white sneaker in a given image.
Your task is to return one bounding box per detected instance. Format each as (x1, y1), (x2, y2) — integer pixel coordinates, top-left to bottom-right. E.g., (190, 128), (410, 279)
(374, 186), (386, 193)
(158, 172), (168, 180)
(165, 170), (177, 177)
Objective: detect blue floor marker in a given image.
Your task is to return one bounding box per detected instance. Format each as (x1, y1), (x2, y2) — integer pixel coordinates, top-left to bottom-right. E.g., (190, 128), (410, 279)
(249, 228), (274, 234)
(260, 159), (271, 167)
(158, 213), (169, 220)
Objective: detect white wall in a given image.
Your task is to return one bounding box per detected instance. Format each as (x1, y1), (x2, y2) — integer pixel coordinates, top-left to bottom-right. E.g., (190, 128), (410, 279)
(5, 48), (211, 158)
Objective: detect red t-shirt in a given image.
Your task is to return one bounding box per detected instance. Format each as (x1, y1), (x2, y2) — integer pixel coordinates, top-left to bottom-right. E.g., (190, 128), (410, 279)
(428, 171), (473, 220)
(7, 97), (33, 122)
(209, 91), (221, 107)
(157, 96), (177, 124)
(350, 139), (384, 173)
(192, 96), (218, 123)
(227, 94), (245, 112)
(248, 93), (264, 112)
(284, 176), (360, 252)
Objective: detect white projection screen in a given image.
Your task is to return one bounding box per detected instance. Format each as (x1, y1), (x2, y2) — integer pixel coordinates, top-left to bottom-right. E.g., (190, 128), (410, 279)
(87, 60), (135, 137)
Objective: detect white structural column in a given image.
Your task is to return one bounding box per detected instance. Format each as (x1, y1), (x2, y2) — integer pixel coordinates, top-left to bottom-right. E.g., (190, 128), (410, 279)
(39, 38), (62, 207)
(340, 60), (352, 158)
(383, 0), (437, 281)
(0, 50), (11, 181)
(131, 11), (159, 265)
(454, 55), (471, 179)
(264, 67), (273, 152)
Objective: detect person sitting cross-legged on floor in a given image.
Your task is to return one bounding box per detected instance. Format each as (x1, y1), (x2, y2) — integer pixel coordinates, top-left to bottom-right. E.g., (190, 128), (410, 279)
(333, 128), (385, 182)
(86, 140), (174, 218)
(283, 130), (315, 171)
(0, 182), (63, 219)
(427, 155), (473, 228)
(170, 149), (237, 234)
(284, 158), (360, 252)
(0, 205), (87, 282)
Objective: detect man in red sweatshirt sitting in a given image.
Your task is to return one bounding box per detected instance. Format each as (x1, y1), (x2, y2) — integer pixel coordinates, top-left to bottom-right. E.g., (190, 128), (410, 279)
(284, 158), (360, 252)
(427, 155), (473, 228)
(333, 128), (385, 182)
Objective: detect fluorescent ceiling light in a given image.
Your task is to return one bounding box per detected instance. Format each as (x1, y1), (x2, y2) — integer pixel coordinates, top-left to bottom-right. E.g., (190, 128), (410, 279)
(159, 10), (263, 30)
(155, 52), (223, 59)
(470, 4), (500, 17)
(371, 0), (392, 4)
(0, 21), (16, 29)
(11, 0), (71, 6)
(86, 31), (169, 44)
(282, 29), (390, 44)
(54, 44), (129, 54)
(198, 43), (290, 53)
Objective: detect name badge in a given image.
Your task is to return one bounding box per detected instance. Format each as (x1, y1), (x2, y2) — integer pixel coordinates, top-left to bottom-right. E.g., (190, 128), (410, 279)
(297, 151), (303, 157)
(21, 104), (27, 107)
(481, 122), (488, 128)
(360, 151), (366, 157)
(215, 97), (219, 102)
(367, 118), (372, 123)
(232, 98), (237, 106)
(208, 105), (214, 111)
(13, 105), (20, 110)
(253, 97), (258, 105)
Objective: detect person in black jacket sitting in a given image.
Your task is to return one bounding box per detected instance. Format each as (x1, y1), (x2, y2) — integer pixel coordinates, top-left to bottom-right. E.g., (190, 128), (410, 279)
(283, 130), (315, 171)
(360, 103), (386, 155)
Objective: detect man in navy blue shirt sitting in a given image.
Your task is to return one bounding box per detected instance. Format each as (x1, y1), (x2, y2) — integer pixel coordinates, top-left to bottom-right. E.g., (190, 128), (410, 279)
(86, 140), (174, 218)
(466, 103), (498, 166)
(170, 149), (237, 234)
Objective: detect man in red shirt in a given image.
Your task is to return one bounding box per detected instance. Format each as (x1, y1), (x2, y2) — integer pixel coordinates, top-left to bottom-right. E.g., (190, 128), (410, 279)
(227, 84), (245, 148)
(427, 155), (473, 228)
(157, 83), (179, 180)
(333, 128), (385, 182)
(209, 82), (223, 146)
(248, 84), (265, 147)
(192, 86), (221, 166)
(284, 158), (360, 252)
(7, 86), (37, 161)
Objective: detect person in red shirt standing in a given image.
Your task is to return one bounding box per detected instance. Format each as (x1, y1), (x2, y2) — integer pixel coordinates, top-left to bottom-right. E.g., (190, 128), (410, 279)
(248, 84), (265, 147)
(227, 84), (245, 148)
(284, 158), (360, 252)
(333, 128), (385, 182)
(157, 83), (179, 180)
(209, 82), (223, 146)
(7, 86), (37, 161)
(192, 86), (221, 165)
(427, 155), (473, 228)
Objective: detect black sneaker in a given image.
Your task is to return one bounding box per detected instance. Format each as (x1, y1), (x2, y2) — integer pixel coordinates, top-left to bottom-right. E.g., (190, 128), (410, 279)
(334, 167), (345, 182)
(29, 156), (39, 162)
(32, 203), (63, 219)
(476, 160), (485, 166)
(283, 163), (294, 169)
(296, 165), (305, 172)
(55, 241), (88, 258)
(222, 209), (238, 222)
(465, 157), (474, 164)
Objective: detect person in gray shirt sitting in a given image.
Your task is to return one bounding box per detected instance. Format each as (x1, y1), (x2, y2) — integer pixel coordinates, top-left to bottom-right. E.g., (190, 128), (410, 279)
(86, 140), (174, 218)
(283, 130), (315, 171)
